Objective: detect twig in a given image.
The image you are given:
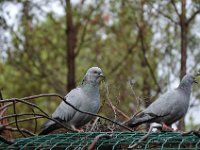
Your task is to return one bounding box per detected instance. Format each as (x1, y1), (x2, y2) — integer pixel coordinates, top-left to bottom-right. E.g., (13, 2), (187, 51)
(0, 93), (133, 131)
(88, 134), (113, 150)
(12, 101), (26, 137)
(105, 83), (117, 124)
(136, 22), (162, 95)
(90, 117), (99, 132)
(75, 0), (102, 57)
(187, 8), (200, 25)
(0, 93), (63, 111)
(61, 96), (134, 131)
(0, 125), (35, 136)
(0, 113), (73, 132)
(7, 116), (43, 126)
(128, 125), (162, 149)
(0, 135), (14, 145)
(105, 102), (129, 120)
(129, 81), (142, 112)
(171, 0), (180, 17)
(0, 93), (63, 112)
(30, 108), (38, 134)
(182, 130), (200, 138)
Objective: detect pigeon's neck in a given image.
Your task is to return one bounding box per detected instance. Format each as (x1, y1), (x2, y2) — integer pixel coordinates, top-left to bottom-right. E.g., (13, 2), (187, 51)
(81, 81), (99, 94)
(178, 83), (192, 94)
(81, 80), (98, 86)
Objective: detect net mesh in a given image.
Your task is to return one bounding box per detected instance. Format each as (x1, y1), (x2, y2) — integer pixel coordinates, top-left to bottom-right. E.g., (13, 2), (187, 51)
(1, 132), (200, 149)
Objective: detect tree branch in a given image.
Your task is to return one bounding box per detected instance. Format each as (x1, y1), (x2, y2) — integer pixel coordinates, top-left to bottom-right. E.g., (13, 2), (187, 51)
(187, 9), (200, 25)
(0, 113), (73, 132)
(171, 0), (181, 17)
(75, 1), (102, 57)
(136, 23), (162, 94)
(12, 101), (26, 137)
(0, 93), (133, 132)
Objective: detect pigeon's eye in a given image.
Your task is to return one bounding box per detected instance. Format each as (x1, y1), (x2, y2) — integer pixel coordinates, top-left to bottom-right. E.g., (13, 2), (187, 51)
(93, 71), (98, 74)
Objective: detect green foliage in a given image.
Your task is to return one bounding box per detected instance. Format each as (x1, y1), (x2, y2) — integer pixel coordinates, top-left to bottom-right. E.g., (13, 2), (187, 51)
(0, 0), (200, 134)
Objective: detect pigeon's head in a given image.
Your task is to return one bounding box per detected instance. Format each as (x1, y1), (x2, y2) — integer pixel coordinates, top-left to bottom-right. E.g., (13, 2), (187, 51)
(82, 67), (105, 84)
(179, 74), (198, 88)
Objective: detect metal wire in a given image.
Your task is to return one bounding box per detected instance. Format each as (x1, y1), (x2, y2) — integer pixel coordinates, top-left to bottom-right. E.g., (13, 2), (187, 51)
(0, 132), (200, 149)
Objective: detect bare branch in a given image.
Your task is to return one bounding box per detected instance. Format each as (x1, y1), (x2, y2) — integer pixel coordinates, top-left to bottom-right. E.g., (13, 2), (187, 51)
(109, 33), (140, 74)
(171, 0), (181, 17)
(0, 93), (133, 132)
(0, 135), (14, 145)
(128, 125), (162, 149)
(151, 3), (178, 25)
(7, 116), (43, 126)
(108, 103), (130, 120)
(0, 113), (73, 132)
(61, 96), (133, 131)
(136, 23), (162, 94)
(187, 9), (200, 25)
(12, 101), (26, 137)
(90, 117), (99, 132)
(75, 1), (102, 57)
(182, 130), (200, 137)
(0, 93), (63, 112)
(0, 125), (35, 136)
(8, 98), (48, 117)
(105, 83), (117, 123)
(88, 134), (113, 150)
(129, 81), (142, 113)
(30, 108), (38, 134)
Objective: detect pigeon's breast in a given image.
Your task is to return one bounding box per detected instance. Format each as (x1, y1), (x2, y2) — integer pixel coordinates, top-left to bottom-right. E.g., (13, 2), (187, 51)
(69, 86), (100, 127)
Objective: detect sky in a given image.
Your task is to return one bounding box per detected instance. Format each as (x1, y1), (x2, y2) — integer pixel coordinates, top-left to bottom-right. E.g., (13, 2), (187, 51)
(1, 0), (200, 129)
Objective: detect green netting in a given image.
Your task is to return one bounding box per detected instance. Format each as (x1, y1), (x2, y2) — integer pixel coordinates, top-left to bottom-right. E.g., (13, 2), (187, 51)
(0, 132), (200, 149)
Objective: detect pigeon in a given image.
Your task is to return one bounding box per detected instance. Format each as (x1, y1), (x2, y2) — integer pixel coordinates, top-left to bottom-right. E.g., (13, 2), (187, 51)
(124, 74), (198, 129)
(39, 67), (105, 135)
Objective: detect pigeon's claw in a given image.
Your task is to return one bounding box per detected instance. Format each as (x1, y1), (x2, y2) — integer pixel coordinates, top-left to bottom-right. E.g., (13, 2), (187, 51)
(161, 123), (174, 132)
(71, 125), (84, 132)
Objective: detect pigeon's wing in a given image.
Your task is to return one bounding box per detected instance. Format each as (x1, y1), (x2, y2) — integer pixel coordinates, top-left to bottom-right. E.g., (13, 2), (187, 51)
(145, 89), (186, 117)
(144, 91), (176, 117)
(52, 87), (84, 122)
(125, 90), (180, 127)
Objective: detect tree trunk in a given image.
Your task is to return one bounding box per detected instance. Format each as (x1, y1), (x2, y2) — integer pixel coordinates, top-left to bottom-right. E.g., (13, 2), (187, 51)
(66, 0), (76, 91)
(139, 0), (151, 131)
(178, 0), (187, 131)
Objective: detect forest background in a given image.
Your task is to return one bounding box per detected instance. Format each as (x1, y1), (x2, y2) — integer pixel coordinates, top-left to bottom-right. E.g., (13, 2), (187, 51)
(0, 0), (200, 135)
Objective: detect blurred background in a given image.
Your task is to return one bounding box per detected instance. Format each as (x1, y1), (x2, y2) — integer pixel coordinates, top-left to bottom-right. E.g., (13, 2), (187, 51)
(0, 0), (200, 134)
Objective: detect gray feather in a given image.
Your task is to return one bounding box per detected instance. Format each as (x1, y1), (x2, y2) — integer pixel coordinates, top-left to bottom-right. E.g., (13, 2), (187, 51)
(39, 67), (103, 135)
(125, 74), (196, 128)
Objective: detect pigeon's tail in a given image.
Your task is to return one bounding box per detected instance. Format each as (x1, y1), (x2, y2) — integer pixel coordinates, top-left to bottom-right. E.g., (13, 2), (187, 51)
(124, 112), (154, 128)
(39, 119), (61, 135)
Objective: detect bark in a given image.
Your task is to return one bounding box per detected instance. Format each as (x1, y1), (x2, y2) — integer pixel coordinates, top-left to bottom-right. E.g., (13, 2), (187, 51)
(139, 0), (151, 131)
(180, 0), (187, 80)
(178, 0), (187, 131)
(66, 0), (76, 91)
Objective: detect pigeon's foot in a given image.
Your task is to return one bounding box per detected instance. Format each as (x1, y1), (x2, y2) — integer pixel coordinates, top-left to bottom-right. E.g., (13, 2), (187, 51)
(71, 126), (84, 132)
(161, 123), (174, 132)
(174, 128), (182, 132)
(74, 128), (84, 132)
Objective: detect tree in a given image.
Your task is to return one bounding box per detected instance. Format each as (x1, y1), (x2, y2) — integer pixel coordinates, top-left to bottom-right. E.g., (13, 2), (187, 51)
(65, 0), (76, 91)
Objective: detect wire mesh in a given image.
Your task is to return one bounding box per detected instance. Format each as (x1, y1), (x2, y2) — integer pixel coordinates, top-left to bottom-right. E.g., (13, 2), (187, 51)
(0, 132), (200, 150)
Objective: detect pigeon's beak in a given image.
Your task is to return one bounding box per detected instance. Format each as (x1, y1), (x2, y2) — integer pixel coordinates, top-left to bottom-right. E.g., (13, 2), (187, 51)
(98, 73), (106, 81)
(194, 72), (200, 84)
(194, 79), (198, 84)
(195, 72), (200, 77)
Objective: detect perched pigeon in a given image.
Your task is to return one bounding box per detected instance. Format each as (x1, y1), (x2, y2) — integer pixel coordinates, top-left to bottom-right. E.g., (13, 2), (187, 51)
(124, 74), (198, 129)
(39, 67), (104, 135)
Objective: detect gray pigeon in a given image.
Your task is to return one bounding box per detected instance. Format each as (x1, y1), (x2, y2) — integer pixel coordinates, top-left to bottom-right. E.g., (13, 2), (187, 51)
(39, 67), (104, 135)
(124, 74), (198, 129)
